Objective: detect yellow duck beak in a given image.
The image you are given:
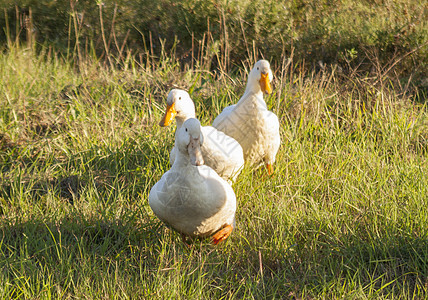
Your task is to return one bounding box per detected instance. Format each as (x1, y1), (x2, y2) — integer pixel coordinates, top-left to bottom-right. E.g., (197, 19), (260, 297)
(159, 103), (177, 127)
(259, 73), (272, 95)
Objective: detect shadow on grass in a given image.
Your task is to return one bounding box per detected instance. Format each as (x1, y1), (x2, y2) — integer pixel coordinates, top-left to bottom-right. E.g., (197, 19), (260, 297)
(0, 209), (235, 298)
(1, 132), (426, 297)
(0, 209), (427, 298)
(0, 130), (173, 209)
(0, 212), (162, 263)
(260, 220), (428, 297)
(0, 211), (177, 281)
(335, 232), (428, 295)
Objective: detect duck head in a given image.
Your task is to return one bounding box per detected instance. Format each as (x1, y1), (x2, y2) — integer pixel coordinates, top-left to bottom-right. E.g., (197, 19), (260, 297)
(176, 118), (204, 166)
(247, 60), (273, 95)
(159, 89), (196, 127)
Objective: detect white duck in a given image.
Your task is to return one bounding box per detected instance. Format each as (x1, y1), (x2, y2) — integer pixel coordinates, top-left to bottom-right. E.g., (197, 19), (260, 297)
(212, 60), (280, 175)
(149, 118), (236, 244)
(159, 89), (244, 182)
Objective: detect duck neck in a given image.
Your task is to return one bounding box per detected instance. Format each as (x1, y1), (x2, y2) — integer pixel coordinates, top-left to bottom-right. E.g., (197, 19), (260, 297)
(172, 149), (192, 169)
(238, 86), (265, 108)
(175, 112), (195, 130)
(175, 117), (185, 130)
(239, 79), (263, 105)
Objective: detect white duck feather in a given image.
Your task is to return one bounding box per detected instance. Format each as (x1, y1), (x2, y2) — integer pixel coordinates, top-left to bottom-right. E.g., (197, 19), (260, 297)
(212, 60), (280, 174)
(159, 89), (244, 182)
(149, 118), (236, 240)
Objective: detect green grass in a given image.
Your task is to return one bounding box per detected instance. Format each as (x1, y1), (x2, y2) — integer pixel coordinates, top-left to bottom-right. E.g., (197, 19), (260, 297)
(0, 46), (427, 299)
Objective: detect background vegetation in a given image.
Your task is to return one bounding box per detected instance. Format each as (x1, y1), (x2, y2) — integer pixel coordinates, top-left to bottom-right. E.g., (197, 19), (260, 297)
(0, 0), (427, 298)
(1, 0), (427, 92)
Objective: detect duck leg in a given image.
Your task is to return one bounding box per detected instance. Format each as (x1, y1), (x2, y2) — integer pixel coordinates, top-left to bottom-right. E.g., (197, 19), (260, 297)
(181, 233), (187, 243)
(212, 224), (234, 245)
(181, 233), (192, 248)
(266, 163), (274, 175)
(181, 233), (192, 245)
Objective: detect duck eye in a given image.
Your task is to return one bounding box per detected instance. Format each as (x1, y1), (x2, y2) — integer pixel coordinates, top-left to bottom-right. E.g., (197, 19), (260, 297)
(257, 67), (259, 70)
(185, 128), (188, 132)
(179, 97), (181, 100)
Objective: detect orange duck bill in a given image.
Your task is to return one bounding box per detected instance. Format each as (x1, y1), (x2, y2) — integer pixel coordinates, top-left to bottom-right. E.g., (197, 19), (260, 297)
(259, 73), (272, 94)
(159, 103), (177, 127)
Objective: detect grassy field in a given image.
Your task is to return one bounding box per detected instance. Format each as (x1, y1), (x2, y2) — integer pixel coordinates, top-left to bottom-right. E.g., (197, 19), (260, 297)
(0, 41), (427, 299)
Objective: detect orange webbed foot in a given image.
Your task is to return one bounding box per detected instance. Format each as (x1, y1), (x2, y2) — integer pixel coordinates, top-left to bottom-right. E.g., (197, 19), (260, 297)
(266, 163), (274, 175)
(211, 224), (233, 245)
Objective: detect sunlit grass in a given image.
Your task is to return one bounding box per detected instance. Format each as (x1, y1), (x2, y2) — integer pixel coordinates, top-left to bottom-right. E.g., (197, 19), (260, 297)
(0, 46), (427, 299)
